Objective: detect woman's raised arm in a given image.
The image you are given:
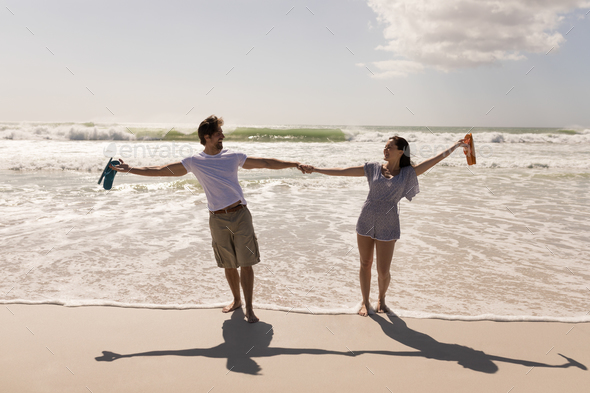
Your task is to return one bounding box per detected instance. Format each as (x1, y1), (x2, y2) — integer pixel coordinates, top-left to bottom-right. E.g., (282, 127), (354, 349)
(413, 139), (468, 176)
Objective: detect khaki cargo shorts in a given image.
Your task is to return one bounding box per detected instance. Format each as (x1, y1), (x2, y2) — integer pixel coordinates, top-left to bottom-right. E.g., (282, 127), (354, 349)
(209, 206), (261, 269)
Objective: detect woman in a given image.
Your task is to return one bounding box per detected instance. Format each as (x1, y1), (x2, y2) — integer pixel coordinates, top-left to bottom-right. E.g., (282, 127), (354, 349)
(303, 136), (469, 316)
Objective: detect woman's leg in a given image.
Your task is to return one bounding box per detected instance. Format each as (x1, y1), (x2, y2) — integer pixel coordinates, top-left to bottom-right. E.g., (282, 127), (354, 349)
(375, 239), (396, 313)
(357, 234), (375, 317)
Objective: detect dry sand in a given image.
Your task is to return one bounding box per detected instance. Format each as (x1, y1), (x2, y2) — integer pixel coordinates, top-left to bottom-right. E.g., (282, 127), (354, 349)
(1, 305), (588, 392)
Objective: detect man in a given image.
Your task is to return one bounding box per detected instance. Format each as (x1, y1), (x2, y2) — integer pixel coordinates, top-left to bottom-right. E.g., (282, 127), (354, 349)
(110, 115), (306, 323)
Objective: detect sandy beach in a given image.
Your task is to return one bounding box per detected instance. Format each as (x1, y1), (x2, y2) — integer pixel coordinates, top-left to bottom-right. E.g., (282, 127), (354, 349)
(2, 305), (588, 392)
(3, 0), (590, 391)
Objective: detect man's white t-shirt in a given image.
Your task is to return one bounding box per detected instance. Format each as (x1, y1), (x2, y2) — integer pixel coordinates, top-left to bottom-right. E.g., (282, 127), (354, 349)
(181, 149), (248, 212)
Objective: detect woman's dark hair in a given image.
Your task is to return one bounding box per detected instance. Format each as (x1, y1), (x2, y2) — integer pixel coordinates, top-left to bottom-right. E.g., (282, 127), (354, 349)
(198, 115), (224, 146)
(388, 136), (413, 167)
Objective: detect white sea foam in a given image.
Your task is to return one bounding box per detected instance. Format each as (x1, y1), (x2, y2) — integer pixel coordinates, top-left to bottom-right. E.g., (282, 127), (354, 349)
(1, 299), (588, 323)
(2, 136), (590, 173)
(2, 122), (589, 144)
(1, 130), (589, 321)
(343, 128), (590, 144)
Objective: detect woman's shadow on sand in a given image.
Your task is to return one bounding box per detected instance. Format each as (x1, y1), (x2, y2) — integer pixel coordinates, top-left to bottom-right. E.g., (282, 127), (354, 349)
(360, 313), (587, 374)
(95, 309), (352, 375)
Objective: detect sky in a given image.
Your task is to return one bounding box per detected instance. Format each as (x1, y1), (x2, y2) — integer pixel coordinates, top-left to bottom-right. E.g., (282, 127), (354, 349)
(1, 0), (590, 128)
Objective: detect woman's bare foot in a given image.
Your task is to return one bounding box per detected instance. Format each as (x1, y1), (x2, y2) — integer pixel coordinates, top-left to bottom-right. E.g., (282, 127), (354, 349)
(376, 299), (391, 314)
(245, 308), (259, 323)
(222, 300), (242, 313)
(358, 302), (372, 317)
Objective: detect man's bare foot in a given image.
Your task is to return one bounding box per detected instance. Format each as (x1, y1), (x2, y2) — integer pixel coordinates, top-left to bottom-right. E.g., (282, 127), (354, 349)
(245, 308), (259, 323)
(376, 299), (391, 314)
(222, 300), (242, 313)
(358, 302), (372, 317)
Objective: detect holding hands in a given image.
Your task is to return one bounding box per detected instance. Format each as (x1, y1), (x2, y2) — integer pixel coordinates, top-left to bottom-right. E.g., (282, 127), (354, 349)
(298, 164), (315, 174)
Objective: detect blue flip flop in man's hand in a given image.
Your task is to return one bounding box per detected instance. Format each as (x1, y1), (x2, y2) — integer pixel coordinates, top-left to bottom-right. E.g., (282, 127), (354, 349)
(98, 157), (122, 190)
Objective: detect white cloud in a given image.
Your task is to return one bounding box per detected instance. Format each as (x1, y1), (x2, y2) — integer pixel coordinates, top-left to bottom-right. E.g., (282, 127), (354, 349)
(367, 0), (589, 76)
(369, 60), (425, 77)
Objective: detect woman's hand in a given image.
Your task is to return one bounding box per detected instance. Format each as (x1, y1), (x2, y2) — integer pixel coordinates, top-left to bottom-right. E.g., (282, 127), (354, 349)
(298, 164), (315, 174)
(456, 138), (469, 148)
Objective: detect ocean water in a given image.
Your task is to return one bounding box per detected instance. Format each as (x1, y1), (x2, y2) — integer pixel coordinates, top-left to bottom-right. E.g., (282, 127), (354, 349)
(1, 122), (589, 322)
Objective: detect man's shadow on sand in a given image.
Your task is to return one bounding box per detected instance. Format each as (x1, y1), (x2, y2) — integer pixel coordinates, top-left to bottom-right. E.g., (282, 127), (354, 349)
(360, 313), (586, 374)
(95, 309), (353, 375)
(95, 310), (586, 375)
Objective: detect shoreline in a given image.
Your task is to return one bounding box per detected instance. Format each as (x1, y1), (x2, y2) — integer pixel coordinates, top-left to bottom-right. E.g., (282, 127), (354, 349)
(2, 304), (588, 392)
(1, 300), (589, 323)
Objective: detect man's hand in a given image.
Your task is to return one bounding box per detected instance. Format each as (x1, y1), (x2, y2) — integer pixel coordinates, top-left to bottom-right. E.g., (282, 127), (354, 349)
(298, 164), (314, 174)
(109, 159), (131, 172)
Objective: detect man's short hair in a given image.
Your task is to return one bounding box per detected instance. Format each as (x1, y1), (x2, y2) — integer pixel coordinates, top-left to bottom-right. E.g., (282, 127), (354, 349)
(198, 115), (224, 146)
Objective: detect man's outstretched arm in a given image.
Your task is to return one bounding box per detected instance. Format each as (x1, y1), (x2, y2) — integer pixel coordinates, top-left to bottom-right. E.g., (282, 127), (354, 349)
(242, 157), (304, 172)
(110, 159), (188, 177)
